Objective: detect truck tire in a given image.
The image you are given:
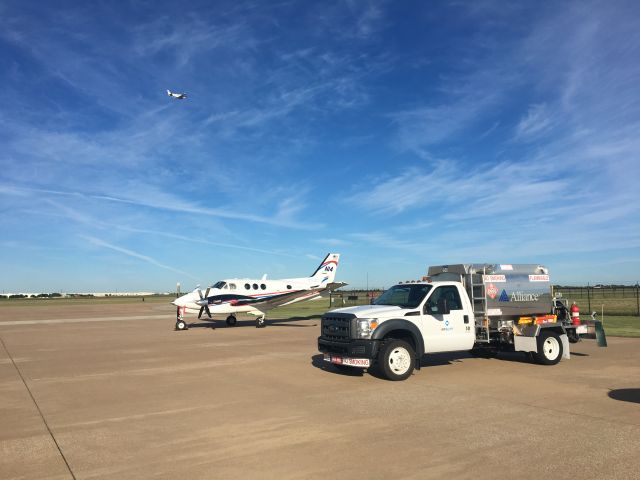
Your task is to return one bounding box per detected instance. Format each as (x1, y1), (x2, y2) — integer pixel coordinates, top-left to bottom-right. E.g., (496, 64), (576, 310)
(378, 339), (415, 381)
(534, 330), (563, 365)
(567, 329), (580, 343)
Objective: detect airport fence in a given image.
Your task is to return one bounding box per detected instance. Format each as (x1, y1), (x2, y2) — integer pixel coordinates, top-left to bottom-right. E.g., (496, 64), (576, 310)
(554, 285), (640, 317)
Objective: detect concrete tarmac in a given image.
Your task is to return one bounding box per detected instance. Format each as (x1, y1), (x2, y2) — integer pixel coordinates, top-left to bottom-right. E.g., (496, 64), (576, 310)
(1, 302), (639, 479)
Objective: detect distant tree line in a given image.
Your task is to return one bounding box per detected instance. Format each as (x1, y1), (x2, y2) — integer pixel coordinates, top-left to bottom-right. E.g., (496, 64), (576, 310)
(0, 292), (69, 299)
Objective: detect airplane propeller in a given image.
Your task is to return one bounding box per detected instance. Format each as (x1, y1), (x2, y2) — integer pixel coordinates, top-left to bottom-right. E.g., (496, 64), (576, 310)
(197, 286), (212, 319)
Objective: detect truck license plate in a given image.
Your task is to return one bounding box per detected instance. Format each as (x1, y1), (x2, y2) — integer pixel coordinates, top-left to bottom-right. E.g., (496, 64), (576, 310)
(324, 354), (370, 368)
(576, 325), (588, 334)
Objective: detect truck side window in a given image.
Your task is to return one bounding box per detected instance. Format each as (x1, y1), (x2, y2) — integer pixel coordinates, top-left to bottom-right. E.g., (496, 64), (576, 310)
(425, 286), (462, 313)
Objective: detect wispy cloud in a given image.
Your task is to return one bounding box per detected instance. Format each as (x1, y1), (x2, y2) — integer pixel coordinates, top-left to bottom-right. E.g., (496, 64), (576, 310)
(0, 182), (322, 230)
(81, 236), (198, 279)
(515, 103), (555, 139)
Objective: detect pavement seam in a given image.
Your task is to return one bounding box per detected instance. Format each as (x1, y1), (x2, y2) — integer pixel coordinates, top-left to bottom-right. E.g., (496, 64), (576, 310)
(0, 335), (77, 480)
(0, 314), (168, 326)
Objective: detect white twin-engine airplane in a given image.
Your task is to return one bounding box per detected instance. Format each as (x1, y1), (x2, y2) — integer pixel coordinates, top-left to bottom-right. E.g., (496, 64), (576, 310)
(172, 253), (342, 330)
(167, 89), (186, 99)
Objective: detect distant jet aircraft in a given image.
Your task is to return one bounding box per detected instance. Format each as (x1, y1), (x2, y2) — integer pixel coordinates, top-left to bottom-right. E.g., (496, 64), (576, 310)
(167, 89), (186, 99)
(173, 254), (343, 330)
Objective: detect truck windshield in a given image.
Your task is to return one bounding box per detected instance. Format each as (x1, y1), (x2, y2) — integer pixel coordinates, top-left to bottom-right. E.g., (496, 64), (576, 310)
(373, 284), (432, 309)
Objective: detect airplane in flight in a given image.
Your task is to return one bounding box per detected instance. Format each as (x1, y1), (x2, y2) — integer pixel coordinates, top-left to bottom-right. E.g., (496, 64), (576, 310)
(167, 89), (187, 99)
(172, 253), (343, 330)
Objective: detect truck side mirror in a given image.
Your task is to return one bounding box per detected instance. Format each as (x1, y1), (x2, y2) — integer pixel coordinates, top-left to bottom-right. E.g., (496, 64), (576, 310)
(437, 298), (450, 315)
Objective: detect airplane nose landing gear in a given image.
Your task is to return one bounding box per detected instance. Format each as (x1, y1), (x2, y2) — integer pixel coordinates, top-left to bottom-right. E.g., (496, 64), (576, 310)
(175, 307), (188, 331)
(256, 316), (266, 328)
(175, 319), (188, 330)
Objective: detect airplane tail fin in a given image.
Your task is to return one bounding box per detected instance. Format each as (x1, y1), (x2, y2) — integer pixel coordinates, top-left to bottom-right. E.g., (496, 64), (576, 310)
(167, 89), (172, 96)
(310, 253), (340, 285)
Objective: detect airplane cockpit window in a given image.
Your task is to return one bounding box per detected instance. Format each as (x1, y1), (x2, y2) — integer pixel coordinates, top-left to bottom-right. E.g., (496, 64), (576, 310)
(229, 283), (236, 290)
(260, 284), (266, 290)
(252, 283), (258, 290)
(213, 281), (226, 289)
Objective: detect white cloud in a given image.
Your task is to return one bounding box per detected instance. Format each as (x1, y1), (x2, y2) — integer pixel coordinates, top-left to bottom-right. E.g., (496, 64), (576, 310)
(515, 103), (554, 139)
(81, 236), (198, 279)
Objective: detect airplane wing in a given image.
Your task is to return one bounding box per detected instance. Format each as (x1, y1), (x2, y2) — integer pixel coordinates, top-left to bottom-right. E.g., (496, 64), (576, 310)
(254, 290), (322, 310)
(199, 282), (347, 313)
(256, 282), (348, 310)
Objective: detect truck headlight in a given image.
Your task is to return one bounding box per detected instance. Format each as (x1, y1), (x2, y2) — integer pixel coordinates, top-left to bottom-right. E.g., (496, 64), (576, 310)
(356, 318), (379, 339)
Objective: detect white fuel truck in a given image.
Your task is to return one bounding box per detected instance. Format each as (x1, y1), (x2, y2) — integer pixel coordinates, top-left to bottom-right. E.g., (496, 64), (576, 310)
(318, 264), (599, 381)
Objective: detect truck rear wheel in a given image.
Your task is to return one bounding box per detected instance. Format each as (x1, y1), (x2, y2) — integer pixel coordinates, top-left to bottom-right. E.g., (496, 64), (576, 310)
(378, 339), (415, 381)
(567, 329), (580, 343)
(534, 331), (563, 365)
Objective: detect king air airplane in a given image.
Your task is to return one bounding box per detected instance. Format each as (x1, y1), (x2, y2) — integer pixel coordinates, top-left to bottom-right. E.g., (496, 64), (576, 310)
(172, 254), (342, 330)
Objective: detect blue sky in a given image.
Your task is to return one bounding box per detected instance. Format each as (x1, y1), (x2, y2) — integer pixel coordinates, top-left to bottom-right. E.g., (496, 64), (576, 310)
(1, 0), (639, 292)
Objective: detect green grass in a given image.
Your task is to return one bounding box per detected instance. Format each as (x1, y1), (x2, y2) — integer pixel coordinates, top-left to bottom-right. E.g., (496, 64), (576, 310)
(270, 299), (336, 319)
(596, 315), (640, 338)
(555, 287), (640, 316)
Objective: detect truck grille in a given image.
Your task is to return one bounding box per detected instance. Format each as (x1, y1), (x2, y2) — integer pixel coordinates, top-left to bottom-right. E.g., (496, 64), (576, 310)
(321, 313), (353, 341)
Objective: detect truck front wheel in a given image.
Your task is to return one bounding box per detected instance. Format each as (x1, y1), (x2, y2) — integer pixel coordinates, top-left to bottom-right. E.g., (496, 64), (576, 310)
(378, 339), (415, 381)
(534, 331), (563, 365)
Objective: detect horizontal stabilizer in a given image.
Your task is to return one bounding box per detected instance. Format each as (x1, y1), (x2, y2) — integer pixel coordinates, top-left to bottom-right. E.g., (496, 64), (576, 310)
(317, 282), (348, 298)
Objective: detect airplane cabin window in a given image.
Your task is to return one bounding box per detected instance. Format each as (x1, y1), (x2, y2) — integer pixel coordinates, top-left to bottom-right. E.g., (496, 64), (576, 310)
(287, 285), (292, 290)
(245, 283), (250, 290)
(253, 283), (258, 290)
(229, 283), (236, 290)
(260, 284), (266, 290)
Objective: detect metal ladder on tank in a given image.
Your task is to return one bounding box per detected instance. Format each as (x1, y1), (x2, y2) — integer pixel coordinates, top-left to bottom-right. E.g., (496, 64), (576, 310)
(469, 267), (490, 343)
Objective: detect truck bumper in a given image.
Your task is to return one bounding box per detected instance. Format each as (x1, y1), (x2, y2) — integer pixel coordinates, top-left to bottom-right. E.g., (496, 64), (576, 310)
(317, 337), (380, 360)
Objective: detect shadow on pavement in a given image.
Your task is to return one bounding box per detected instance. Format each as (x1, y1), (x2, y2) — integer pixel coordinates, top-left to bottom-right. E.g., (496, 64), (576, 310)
(608, 388), (640, 404)
(310, 354), (365, 376)
(175, 317), (319, 330)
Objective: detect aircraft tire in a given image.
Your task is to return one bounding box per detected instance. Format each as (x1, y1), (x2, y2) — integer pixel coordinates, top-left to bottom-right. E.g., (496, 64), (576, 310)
(226, 315), (237, 326)
(256, 318), (266, 328)
(175, 319), (188, 331)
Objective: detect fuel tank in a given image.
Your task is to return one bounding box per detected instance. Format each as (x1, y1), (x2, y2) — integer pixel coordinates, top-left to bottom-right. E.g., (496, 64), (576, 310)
(427, 264), (552, 318)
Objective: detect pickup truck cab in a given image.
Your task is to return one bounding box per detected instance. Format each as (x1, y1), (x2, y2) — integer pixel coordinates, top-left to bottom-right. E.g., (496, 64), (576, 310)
(319, 281), (478, 380)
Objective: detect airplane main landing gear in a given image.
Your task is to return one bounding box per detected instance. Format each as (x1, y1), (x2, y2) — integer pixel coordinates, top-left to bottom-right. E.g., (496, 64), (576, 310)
(226, 315), (237, 326)
(256, 316), (266, 328)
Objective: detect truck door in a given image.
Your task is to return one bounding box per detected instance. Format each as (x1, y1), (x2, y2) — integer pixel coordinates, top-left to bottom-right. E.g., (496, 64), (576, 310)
(421, 285), (475, 353)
